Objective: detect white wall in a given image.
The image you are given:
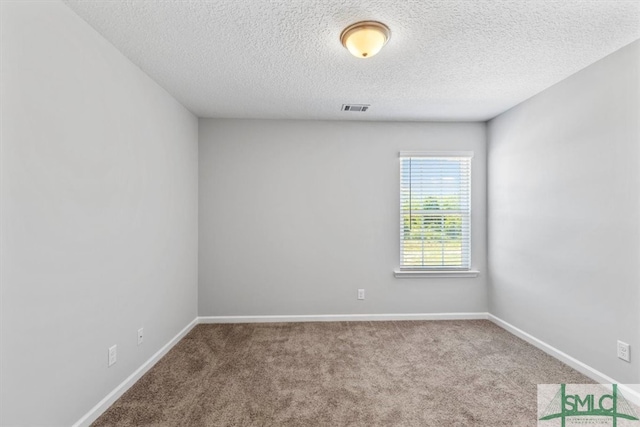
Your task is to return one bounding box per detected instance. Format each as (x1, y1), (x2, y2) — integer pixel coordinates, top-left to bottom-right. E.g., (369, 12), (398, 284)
(488, 40), (640, 384)
(199, 119), (487, 317)
(0, 2), (198, 425)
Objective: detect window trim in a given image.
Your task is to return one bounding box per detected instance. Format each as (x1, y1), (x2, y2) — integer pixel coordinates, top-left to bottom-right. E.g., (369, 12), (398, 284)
(395, 151), (476, 278)
(393, 268), (480, 278)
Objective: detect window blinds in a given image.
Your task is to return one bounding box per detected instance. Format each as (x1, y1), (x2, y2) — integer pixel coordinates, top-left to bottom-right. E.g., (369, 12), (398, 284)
(399, 153), (472, 270)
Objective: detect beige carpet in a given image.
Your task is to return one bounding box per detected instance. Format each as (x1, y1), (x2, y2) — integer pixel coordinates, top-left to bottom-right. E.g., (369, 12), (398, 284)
(92, 320), (593, 426)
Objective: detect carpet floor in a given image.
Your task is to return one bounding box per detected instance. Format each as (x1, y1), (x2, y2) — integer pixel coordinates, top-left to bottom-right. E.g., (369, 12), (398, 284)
(92, 320), (595, 426)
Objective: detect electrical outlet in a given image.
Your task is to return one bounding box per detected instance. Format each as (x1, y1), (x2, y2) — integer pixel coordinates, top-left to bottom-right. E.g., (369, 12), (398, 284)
(108, 345), (117, 367)
(357, 289), (365, 300)
(617, 340), (630, 362)
(137, 328), (144, 345)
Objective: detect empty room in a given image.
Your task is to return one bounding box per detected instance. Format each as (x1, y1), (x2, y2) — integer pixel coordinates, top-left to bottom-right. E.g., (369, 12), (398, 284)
(1, 1), (639, 426)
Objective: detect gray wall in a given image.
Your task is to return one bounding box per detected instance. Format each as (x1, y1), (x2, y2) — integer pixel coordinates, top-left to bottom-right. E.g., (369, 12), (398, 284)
(3, 1), (636, 424)
(488, 40), (640, 384)
(0, 2), (198, 425)
(199, 119), (487, 316)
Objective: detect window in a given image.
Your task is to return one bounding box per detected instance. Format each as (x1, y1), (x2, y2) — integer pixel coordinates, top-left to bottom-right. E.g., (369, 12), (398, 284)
(396, 152), (476, 277)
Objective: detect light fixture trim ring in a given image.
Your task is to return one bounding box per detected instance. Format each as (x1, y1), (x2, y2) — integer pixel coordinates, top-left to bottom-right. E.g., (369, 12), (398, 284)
(340, 20), (391, 50)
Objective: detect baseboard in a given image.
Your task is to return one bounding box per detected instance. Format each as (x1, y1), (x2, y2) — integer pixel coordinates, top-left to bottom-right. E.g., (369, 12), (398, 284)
(73, 312), (485, 425)
(72, 317), (199, 427)
(73, 312), (639, 426)
(198, 312), (489, 323)
(488, 314), (640, 406)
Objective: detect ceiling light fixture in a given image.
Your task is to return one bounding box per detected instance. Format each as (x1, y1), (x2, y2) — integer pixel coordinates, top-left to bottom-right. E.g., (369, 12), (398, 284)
(340, 21), (390, 59)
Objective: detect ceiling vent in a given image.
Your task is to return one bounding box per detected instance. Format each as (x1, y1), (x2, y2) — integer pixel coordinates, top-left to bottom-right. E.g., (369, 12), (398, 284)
(342, 104), (370, 112)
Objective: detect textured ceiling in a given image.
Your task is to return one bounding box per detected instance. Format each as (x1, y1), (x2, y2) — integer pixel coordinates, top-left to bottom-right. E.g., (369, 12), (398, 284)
(63, 0), (640, 121)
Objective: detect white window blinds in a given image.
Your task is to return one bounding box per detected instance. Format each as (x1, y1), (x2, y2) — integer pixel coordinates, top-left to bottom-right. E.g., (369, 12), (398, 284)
(399, 152), (472, 270)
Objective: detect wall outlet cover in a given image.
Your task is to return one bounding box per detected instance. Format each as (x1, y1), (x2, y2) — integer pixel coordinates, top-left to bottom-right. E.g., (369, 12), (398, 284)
(108, 345), (117, 367)
(617, 340), (630, 362)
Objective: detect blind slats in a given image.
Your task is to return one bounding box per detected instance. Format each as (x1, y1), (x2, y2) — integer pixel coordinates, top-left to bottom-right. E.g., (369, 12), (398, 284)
(400, 155), (472, 270)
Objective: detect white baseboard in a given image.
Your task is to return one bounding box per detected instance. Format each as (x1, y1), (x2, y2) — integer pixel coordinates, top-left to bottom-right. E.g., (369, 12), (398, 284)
(72, 317), (199, 427)
(74, 312), (639, 427)
(198, 312), (490, 323)
(488, 314), (640, 406)
(73, 312), (485, 426)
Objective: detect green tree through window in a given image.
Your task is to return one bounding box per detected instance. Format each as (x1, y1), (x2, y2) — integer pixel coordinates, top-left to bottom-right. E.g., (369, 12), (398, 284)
(400, 155), (471, 269)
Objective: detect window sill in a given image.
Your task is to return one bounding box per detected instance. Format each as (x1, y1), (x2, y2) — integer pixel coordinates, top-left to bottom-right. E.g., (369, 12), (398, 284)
(393, 269), (480, 279)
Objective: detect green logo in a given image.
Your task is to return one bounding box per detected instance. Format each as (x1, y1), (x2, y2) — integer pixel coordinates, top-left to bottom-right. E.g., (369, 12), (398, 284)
(539, 384), (639, 427)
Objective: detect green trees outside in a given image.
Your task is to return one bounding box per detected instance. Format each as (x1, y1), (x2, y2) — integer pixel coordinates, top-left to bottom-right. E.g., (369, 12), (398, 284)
(401, 195), (466, 266)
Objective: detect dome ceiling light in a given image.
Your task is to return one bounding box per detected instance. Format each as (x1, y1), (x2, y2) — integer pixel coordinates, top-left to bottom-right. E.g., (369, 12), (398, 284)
(340, 21), (391, 59)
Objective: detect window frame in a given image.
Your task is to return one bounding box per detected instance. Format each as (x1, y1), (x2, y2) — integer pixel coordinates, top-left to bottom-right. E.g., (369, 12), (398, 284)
(394, 151), (479, 279)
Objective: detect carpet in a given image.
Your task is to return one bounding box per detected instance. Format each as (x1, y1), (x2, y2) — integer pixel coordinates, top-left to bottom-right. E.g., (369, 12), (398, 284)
(92, 320), (595, 426)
